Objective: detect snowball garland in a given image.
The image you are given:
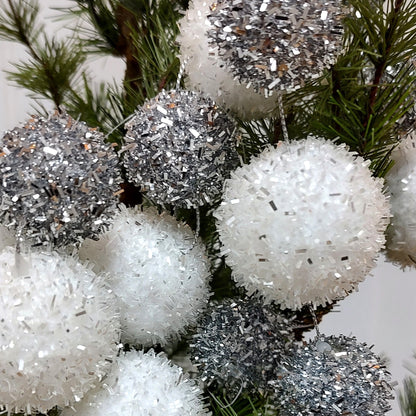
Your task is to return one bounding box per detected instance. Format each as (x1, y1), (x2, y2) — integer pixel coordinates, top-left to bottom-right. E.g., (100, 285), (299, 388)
(61, 350), (209, 416)
(386, 131), (416, 267)
(277, 335), (393, 415)
(190, 297), (295, 395)
(0, 248), (120, 414)
(179, 0), (345, 118)
(0, 112), (121, 248)
(122, 89), (239, 208)
(214, 137), (390, 309)
(79, 207), (211, 347)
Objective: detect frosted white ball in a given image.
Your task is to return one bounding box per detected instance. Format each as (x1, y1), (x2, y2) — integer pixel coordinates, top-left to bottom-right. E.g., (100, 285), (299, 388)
(386, 131), (416, 267)
(214, 137), (390, 309)
(0, 248), (120, 414)
(79, 207), (211, 347)
(61, 350), (209, 416)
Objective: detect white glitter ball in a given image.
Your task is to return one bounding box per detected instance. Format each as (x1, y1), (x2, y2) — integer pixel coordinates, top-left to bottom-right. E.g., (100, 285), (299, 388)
(61, 350), (210, 416)
(178, 0), (345, 119)
(214, 137), (390, 309)
(386, 131), (416, 268)
(0, 248), (120, 414)
(79, 206), (211, 347)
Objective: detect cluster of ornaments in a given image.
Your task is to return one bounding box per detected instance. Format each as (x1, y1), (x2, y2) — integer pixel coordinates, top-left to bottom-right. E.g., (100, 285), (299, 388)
(2, 0), (415, 413)
(0, 111), (214, 415)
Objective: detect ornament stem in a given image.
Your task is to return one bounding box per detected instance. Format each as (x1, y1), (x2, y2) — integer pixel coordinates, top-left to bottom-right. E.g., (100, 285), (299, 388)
(176, 58), (188, 91)
(277, 92), (289, 142)
(195, 207), (201, 238)
(308, 303), (321, 338)
(190, 207), (201, 250)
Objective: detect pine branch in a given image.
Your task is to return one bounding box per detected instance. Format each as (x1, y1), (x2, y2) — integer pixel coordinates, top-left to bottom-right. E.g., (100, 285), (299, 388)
(0, 0), (43, 45)
(401, 378), (416, 416)
(210, 393), (271, 416)
(0, 0), (85, 109)
(273, 0), (416, 177)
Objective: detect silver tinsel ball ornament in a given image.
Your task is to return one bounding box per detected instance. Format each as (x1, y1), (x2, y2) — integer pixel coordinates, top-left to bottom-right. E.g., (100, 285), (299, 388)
(79, 206), (211, 347)
(61, 350), (209, 416)
(190, 297), (295, 396)
(0, 112), (121, 248)
(122, 89), (239, 208)
(214, 137), (390, 309)
(179, 0), (346, 118)
(0, 247), (120, 414)
(386, 130), (416, 267)
(277, 335), (394, 416)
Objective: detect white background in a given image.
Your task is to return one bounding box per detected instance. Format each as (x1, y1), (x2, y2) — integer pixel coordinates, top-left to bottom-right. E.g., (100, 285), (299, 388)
(1, 2), (416, 415)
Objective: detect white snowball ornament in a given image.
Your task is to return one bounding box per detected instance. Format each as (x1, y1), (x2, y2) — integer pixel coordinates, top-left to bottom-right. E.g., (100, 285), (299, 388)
(61, 350), (209, 416)
(214, 137), (390, 309)
(79, 207), (211, 347)
(179, 0), (346, 119)
(386, 131), (416, 267)
(0, 248), (120, 414)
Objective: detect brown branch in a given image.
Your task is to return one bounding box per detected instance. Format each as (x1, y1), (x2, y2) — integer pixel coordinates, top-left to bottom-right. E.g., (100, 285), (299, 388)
(362, 0), (405, 150)
(115, 5), (146, 110)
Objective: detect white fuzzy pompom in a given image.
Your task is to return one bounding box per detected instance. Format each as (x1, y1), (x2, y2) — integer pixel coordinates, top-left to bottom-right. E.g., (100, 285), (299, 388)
(79, 207), (211, 347)
(386, 131), (416, 267)
(61, 350), (209, 416)
(0, 248), (120, 414)
(214, 137), (390, 309)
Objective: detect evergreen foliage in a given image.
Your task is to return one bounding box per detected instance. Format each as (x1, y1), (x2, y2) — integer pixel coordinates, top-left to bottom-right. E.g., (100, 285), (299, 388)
(401, 377), (416, 416)
(1, 0), (416, 414)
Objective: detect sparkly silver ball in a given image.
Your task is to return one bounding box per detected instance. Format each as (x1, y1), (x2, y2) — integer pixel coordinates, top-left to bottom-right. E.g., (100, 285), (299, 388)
(277, 335), (394, 416)
(207, 0), (345, 92)
(190, 297), (295, 396)
(0, 113), (121, 248)
(122, 89), (239, 208)
(179, 0), (346, 117)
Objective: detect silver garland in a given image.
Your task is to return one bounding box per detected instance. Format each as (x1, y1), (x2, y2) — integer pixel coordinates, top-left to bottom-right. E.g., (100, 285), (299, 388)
(277, 334), (394, 415)
(206, 0), (346, 92)
(122, 89), (239, 208)
(0, 113), (121, 248)
(190, 297), (296, 397)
